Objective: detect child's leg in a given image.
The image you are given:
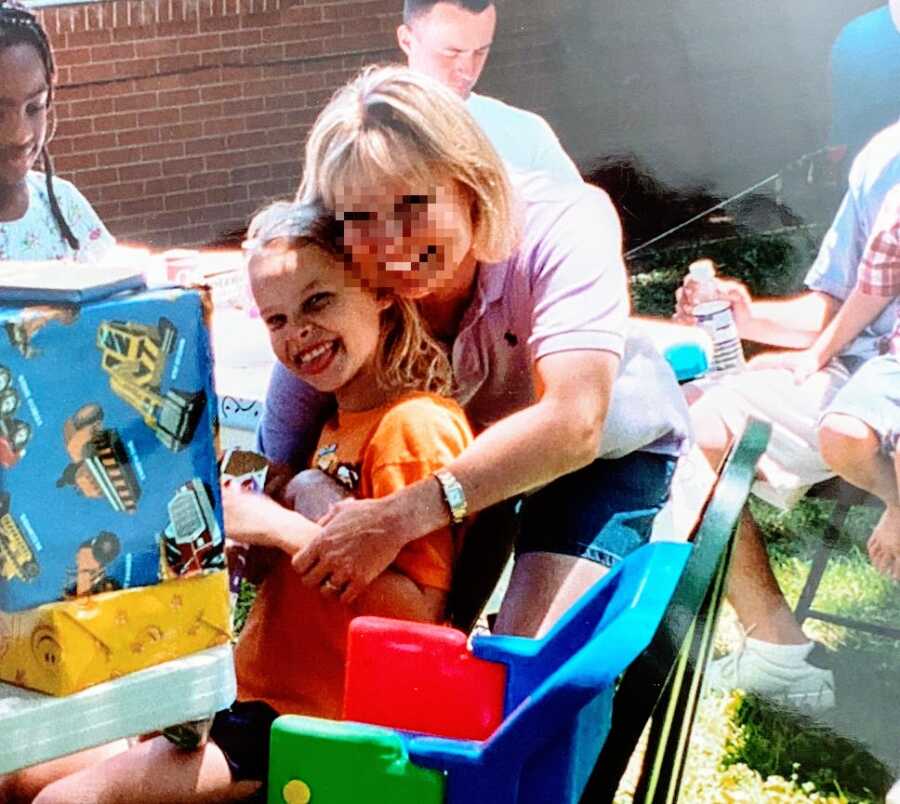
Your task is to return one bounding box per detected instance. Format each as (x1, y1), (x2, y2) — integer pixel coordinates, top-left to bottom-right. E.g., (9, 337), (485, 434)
(868, 449), (900, 581)
(819, 412), (900, 579)
(354, 569), (447, 622)
(0, 741), (129, 803)
(33, 735), (260, 804)
(819, 413), (898, 502)
(283, 468), (350, 521)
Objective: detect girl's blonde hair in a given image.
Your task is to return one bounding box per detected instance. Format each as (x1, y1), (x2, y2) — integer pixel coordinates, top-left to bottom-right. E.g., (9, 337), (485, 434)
(247, 200), (453, 397)
(297, 64), (519, 264)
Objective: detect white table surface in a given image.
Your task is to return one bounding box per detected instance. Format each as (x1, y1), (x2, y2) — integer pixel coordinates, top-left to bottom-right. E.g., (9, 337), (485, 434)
(0, 645), (236, 773)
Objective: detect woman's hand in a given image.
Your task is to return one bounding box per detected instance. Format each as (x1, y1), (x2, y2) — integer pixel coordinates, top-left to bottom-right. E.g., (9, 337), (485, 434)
(746, 348), (823, 383)
(291, 491), (427, 604)
(674, 274), (754, 330)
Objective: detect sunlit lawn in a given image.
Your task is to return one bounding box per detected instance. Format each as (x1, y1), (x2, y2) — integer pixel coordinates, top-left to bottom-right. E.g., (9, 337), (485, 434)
(670, 498), (899, 804)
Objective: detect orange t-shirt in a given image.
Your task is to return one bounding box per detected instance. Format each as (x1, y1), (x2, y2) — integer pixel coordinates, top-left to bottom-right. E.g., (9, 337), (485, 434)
(234, 392), (473, 718)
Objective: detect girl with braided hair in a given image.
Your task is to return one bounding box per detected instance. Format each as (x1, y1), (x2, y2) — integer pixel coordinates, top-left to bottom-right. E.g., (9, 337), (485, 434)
(0, 1), (114, 262)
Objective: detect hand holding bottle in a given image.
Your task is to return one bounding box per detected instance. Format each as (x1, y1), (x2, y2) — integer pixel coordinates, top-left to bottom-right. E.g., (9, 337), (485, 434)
(676, 259), (747, 374)
(674, 267), (754, 330)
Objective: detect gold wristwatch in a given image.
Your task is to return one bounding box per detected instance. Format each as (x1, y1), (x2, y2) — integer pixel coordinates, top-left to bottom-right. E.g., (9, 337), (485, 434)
(434, 469), (468, 525)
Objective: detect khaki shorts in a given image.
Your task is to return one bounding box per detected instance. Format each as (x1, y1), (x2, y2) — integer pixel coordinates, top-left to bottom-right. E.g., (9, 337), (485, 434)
(685, 359), (852, 509)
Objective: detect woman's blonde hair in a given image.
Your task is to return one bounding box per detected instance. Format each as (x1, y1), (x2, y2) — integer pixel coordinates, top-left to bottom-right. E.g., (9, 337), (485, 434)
(297, 64), (519, 264)
(247, 199), (453, 397)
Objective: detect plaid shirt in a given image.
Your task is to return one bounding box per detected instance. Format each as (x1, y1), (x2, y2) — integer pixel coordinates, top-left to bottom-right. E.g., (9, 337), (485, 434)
(858, 184), (900, 354)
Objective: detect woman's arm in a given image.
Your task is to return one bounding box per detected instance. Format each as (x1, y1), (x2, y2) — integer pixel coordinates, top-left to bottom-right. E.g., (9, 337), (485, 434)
(293, 349), (618, 602)
(257, 363), (336, 470)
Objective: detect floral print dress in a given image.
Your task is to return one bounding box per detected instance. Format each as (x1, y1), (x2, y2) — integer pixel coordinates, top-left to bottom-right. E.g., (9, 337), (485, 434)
(0, 172), (115, 263)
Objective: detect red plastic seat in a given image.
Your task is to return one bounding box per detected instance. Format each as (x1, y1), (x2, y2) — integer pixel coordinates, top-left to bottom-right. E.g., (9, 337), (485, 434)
(343, 617), (507, 741)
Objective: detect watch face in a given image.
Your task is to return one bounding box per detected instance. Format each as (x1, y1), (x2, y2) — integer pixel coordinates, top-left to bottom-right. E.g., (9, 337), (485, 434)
(436, 471), (466, 520)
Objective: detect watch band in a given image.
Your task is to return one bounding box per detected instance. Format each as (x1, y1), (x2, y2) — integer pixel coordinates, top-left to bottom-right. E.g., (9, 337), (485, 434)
(433, 469), (468, 525)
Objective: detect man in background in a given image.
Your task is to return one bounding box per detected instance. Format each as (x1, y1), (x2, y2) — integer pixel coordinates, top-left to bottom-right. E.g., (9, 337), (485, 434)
(397, 0), (581, 181)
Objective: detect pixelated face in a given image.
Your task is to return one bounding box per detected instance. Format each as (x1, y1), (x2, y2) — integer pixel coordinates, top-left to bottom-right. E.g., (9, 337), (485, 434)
(335, 179), (475, 298)
(0, 43), (49, 189)
(398, 2), (496, 98)
(248, 243), (389, 403)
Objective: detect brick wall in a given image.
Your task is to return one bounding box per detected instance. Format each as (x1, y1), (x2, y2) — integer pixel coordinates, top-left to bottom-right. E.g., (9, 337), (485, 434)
(36, 0), (564, 248)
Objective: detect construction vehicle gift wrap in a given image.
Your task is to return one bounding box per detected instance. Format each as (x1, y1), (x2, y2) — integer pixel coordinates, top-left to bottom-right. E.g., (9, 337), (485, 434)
(0, 570), (231, 695)
(0, 288), (224, 613)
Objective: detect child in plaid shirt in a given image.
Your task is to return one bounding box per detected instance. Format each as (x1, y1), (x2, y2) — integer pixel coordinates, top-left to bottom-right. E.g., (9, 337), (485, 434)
(773, 182), (900, 580)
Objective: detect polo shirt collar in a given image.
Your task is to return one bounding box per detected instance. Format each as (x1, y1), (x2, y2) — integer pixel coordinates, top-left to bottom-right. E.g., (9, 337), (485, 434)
(476, 260), (507, 306)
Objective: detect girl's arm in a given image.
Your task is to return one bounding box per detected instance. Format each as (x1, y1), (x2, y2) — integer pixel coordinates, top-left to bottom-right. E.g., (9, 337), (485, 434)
(805, 285), (892, 365)
(293, 349), (618, 602)
(746, 285), (892, 379)
(221, 484), (320, 555)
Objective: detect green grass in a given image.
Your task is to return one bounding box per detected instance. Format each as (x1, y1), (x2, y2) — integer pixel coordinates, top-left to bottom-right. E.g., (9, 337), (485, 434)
(673, 498), (900, 804)
(233, 578), (256, 635)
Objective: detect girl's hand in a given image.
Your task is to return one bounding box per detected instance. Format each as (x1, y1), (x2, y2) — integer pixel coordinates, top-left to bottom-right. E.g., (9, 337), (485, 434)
(746, 348), (823, 383)
(674, 275), (754, 330)
(291, 495), (414, 603)
(222, 483), (275, 544)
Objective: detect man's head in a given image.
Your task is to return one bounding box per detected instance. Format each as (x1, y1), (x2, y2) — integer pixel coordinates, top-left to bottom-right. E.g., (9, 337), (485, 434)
(397, 0), (496, 99)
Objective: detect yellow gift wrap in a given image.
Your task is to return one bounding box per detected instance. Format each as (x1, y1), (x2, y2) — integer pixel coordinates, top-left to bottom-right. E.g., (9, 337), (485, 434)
(0, 571), (231, 696)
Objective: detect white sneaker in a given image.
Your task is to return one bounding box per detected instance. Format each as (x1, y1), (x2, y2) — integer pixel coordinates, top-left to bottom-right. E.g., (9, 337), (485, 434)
(705, 636), (835, 712)
(887, 775), (900, 804)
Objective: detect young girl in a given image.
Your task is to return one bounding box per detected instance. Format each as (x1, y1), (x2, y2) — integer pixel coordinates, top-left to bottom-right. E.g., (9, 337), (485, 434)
(0, 1), (114, 262)
(26, 201), (473, 804)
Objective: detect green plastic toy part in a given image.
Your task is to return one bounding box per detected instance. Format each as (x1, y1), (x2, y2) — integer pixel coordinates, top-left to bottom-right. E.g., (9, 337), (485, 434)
(268, 716), (445, 804)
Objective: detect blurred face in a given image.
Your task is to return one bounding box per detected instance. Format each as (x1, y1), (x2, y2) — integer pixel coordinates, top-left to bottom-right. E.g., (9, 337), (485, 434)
(0, 43), (49, 192)
(249, 243), (390, 409)
(397, 3), (496, 99)
(334, 178), (476, 299)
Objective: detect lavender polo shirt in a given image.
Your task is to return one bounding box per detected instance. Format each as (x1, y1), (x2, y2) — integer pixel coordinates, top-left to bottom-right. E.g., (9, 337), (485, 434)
(259, 171), (690, 470)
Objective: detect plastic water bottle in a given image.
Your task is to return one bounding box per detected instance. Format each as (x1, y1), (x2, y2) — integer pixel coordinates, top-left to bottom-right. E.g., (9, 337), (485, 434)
(688, 258), (745, 374)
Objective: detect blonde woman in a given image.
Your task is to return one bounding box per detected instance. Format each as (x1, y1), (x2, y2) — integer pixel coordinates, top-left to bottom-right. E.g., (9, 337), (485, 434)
(266, 65), (691, 638)
(26, 200), (474, 803)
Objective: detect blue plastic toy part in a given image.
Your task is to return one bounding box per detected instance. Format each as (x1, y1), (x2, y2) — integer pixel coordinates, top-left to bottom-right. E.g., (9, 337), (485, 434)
(407, 541), (692, 804)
